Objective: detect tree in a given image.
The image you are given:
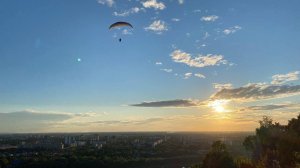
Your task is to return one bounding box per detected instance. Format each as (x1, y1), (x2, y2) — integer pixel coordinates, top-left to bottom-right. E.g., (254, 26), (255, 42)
(243, 114), (300, 168)
(0, 158), (9, 168)
(202, 141), (235, 168)
(234, 157), (254, 168)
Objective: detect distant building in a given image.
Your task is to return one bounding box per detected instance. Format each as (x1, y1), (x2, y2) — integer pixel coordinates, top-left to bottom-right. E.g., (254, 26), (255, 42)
(76, 141), (86, 146)
(0, 144), (17, 150)
(152, 139), (164, 148)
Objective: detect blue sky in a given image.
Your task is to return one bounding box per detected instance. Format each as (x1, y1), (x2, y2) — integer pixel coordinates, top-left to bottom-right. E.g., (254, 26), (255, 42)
(0, 0), (300, 132)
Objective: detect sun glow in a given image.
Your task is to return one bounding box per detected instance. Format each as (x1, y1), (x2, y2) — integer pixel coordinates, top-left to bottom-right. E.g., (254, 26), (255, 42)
(208, 99), (229, 113)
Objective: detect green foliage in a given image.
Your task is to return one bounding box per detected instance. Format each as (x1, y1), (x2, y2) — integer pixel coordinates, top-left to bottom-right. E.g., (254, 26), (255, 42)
(242, 114), (300, 168)
(234, 157), (254, 168)
(191, 164), (202, 168)
(202, 141), (235, 168)
(258, 116), (273, 128)
(243, 136), (256, 151)
(0, 158), (9, 167)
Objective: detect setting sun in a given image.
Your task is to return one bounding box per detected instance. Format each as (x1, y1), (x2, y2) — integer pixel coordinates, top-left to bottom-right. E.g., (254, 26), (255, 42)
(208, 99), (229, 113)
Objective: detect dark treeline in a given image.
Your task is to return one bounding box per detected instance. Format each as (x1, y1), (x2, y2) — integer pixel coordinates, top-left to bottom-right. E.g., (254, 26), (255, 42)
(192, 114), (300, 168)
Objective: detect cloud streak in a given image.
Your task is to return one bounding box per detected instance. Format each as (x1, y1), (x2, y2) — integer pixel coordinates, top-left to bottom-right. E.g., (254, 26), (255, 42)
(245, 104), (295, 111)
(0, 110), (73, 133)
(171, 18), (180, 22)
(212, 83), (300, 101)
(184, 72), (192, 79)
(92, 117), (167, 126)
(131, 99), (198, 107)
(213, 83), (233, 90)
(194, 73), (206, 79)
(161, 68), (173, 73)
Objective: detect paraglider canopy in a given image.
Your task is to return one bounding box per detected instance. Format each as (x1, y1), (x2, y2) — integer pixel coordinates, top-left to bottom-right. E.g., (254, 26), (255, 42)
(109, 21), (133, 29)
(109, 21), (133, 42)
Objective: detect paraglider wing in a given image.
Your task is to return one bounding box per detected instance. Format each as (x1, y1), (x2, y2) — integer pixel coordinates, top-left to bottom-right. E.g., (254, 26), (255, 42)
(109, 22), (133, 29)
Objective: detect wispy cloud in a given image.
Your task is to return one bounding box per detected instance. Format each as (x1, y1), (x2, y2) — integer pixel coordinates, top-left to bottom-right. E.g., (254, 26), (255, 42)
(212, 83), (300, 101)
(178, 0), (184, 5)
(0, 110), (72, 132)
(161, 68), (173, 73)
(223, 25), (242, 35)
(201, 15), (219, 22)
(142, 0), (166, 10)
(171, 18), (180, 22)
(131, 99), (198, 107)
(0, 110), (108, 133)
(194, 73), (206, 79)
(145, 20), (168, 34)
(97, 0), (114, 7)
(170, 50), (229, 68)
(245, 103), (299, 111)
(193, 9), (201, 13)
(184, 72), (193, 79)
(0, 110), (72, 121)
(155, 62), (163, 65)
(213, 83), (233, 90)
(122, 29), (132, 35)
(113, 7), (145, 17)
(92, 117), (167, 126)
(271, 71), (300, 85)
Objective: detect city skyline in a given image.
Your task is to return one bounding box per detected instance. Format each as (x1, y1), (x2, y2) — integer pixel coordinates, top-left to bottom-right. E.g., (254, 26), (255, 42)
(0, 0), (300, 132)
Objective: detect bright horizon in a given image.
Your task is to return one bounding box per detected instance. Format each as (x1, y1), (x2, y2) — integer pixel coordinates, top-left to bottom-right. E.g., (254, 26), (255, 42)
(0, 0), (300, 133)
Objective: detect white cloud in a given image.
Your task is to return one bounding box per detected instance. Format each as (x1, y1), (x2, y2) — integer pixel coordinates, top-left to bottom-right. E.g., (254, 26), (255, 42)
(271, 71), (300, 85)
(223, 25), (242, 35)
(170, 50), (229, 68)
(161, 68), (173, 73)
(213, 83), (233, 90)
(184, 72), (193, 79)
(171, 18), (180, 22)
(122, 29), (132, 35)
(201, 15), (219, 22)
(97, 0), (114, 7)
(194, 73), (206, 79)
(145, 20), (168, 34)
(113, 7), (145, 17)
(142, 0), (165, 10)
(155, 62), (163, 65)
(178, 0), (184, 4)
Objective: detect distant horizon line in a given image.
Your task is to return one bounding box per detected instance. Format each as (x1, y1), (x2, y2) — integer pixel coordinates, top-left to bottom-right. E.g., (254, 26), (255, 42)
(0, 131), (254, 135)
